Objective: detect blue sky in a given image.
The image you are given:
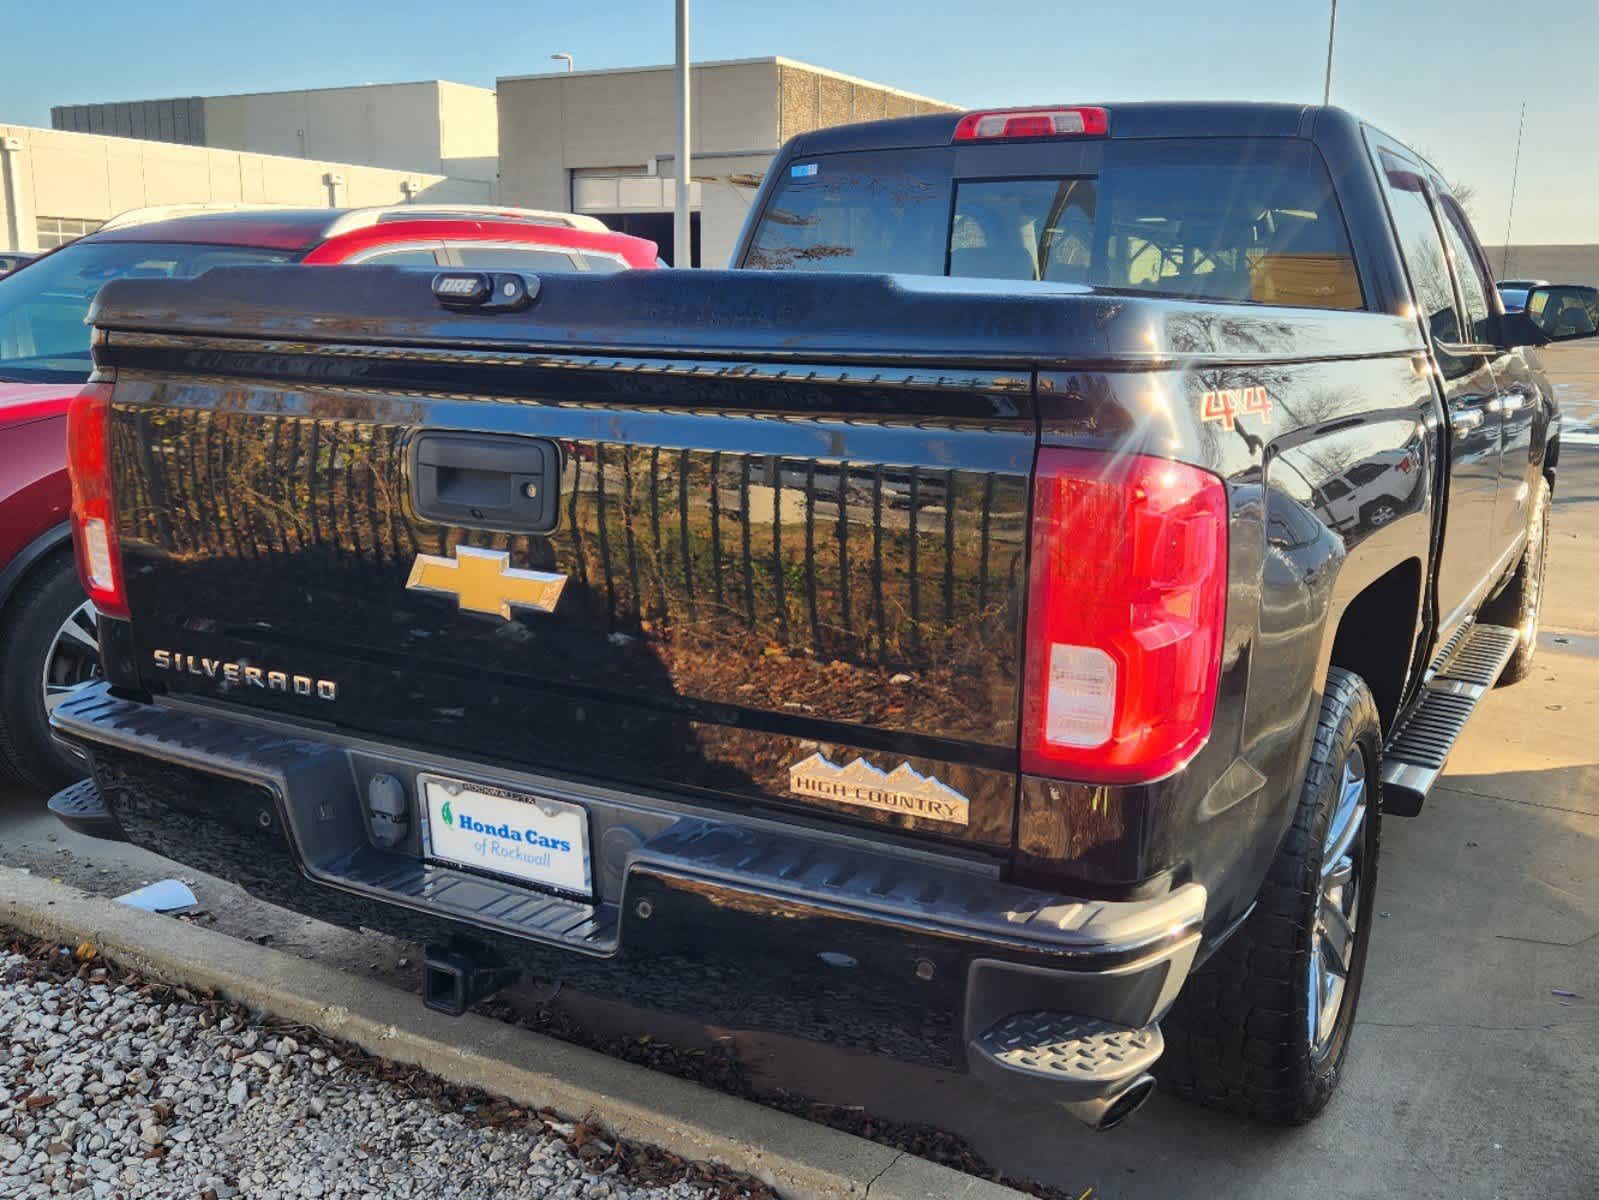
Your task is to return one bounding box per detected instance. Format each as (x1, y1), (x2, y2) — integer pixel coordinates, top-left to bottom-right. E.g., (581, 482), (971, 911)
(4, 0), (1592, 245)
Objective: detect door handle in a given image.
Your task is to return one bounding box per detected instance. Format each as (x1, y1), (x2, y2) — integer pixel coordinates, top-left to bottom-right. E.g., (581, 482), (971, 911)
(1449, 408), (1485, 435)
(1497, 390), (1529, 413)
(411, 432), (561, 532)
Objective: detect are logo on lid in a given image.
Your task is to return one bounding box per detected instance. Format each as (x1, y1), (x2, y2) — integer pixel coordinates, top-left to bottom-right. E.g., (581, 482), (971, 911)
(433, 274), (484, 297)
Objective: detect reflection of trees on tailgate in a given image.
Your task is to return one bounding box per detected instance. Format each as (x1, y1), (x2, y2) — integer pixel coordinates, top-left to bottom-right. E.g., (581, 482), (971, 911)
(113, 403), (1028, 745)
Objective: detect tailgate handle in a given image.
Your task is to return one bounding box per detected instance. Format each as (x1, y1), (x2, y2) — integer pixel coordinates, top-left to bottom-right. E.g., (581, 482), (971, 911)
(411, 432), (561, 533)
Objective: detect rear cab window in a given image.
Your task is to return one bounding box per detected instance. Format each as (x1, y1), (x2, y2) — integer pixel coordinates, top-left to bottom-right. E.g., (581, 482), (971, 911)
(744, 150), (950, 275)
(743, 139), (1364, 311)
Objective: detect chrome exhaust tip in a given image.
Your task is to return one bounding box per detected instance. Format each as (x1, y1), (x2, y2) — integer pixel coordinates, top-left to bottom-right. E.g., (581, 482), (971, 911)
(1060, 1073), (1157, 1131)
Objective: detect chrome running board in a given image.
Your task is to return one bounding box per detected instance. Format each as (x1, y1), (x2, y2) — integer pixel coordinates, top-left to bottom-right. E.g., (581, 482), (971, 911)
(1382, 623), (1518, 816)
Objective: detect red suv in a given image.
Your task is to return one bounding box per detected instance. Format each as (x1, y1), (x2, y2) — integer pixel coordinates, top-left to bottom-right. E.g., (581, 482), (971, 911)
(0, 205), (656, 791)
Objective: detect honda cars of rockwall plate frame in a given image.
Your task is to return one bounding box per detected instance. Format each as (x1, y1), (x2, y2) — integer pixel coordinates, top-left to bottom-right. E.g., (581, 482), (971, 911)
(49, 103), (1596, 1130)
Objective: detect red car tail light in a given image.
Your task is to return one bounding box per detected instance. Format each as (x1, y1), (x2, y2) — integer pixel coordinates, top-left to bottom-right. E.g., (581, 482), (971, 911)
(1021, 449), (1228, 784)
(67, 383), (129, 619)
(952, 106), (1109, 142)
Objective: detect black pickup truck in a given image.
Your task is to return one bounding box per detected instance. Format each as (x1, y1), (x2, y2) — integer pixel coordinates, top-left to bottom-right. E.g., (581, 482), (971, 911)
(50, 103), (1598, 1130)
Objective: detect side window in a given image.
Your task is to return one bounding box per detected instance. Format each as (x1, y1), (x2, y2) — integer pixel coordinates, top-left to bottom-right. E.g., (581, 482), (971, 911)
(578, 254), (628, 274)
(1378, 152), (1462, 345)
(348, 246), (444, 266)
(1438, 198), (1496, 344)
(453, 245), (584, 273)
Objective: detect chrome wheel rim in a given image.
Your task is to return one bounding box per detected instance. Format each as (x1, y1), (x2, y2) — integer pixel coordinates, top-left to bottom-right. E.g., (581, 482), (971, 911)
(1369, 504), (1396, 527)
(1309, 751), (1366, 1054)
(43, 600), (101, 714)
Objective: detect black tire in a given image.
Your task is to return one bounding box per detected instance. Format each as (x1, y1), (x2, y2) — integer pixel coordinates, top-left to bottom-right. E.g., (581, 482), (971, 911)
(1358, 497), (1400, 530)
(1481, 475), (1550, 686)
(0, 551), (96, 793)
(1160, 667), (1382, 1123)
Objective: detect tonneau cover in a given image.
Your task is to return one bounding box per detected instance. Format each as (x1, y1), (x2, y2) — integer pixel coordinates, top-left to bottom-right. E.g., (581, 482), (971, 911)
(89, 265), (1421, 367)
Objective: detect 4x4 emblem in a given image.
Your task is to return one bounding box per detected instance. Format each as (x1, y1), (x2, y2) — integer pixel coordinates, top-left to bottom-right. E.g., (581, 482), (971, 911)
(405, 545), (567, 619)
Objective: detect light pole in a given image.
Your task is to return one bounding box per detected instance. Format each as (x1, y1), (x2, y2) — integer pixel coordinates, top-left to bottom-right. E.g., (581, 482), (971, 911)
(550, 53), (573, 72)
(1502, 102), (1527, 277)
(674, 0), (692, 267)
(1322, 0), (1337, 106)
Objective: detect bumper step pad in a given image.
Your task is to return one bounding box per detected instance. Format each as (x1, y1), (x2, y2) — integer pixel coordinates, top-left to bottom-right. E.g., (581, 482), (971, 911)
(1382, 622), (1518, 816)
(46, 778), (126, 842)
(343, 851), (615, 949)
(970, 1011), (1163, 1097)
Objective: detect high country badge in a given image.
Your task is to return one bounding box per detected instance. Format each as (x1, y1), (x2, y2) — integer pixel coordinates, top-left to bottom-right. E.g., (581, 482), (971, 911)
(788, 753), (970, 826)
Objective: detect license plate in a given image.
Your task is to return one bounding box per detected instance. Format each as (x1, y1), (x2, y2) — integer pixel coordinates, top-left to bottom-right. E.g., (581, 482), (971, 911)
(420, 773), (592, 898)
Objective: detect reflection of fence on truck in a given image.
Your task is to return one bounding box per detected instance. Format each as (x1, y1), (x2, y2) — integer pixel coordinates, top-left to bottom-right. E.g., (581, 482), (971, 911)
(112, 409), (1029, 673)
(564, 442), (1026, 670)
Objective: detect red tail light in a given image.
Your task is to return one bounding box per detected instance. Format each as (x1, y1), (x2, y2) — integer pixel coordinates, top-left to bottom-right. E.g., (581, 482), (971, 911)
(953, 106), (1108, 142)
(67, 383), (129, 619)
(1021, 449), (1227, 784)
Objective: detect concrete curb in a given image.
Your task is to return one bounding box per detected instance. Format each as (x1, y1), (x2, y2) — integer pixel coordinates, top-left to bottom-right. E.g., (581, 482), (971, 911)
(0, 867), (1024, 1200)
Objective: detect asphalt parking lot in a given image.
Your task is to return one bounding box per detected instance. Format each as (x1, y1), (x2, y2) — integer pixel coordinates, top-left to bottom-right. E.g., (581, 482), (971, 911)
(3, 341), (1596, 1199)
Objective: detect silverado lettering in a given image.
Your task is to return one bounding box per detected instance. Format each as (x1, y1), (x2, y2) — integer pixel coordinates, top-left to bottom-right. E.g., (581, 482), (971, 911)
(150, 650), (338, 700)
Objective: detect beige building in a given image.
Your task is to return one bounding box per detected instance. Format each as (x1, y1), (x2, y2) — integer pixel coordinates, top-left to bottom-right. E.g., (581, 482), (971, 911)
(1487, 244), (1599, 287)
(51, 81), (498, 187)
(0, 123), (492, 253)
(16, 60), (952, 264)
(496, 57), (956, 267)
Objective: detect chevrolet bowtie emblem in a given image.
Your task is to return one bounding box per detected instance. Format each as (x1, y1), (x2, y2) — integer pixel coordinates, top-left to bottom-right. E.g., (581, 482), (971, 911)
(405, 546), (567, 619)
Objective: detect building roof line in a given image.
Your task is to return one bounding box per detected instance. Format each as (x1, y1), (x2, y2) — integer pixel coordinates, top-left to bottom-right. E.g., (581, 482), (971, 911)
(50, 79), (493, 109)
(0, 120), (457, 181)
(498, 55), (782, 84)
(497, 56), (955, 106)
(767, 57), (955, 107)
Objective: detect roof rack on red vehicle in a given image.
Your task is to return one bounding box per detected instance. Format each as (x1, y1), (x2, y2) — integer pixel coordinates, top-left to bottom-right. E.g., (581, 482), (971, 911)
(319, 205), (612, 239)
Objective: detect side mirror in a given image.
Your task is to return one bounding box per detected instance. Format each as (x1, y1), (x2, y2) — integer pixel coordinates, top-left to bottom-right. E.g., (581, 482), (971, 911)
(1523, 284), (1599, 343)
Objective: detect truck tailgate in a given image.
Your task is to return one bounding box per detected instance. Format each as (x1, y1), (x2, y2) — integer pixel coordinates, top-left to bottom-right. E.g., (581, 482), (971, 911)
(97, 269), (1037, 850)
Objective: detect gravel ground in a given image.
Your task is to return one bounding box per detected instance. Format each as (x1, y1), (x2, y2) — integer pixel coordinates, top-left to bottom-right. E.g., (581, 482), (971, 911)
(0, 841), (1063, 1200)
(0, 943), (757, 1200)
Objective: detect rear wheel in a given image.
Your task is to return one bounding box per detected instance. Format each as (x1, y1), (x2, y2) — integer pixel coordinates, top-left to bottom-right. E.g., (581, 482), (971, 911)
(1160, 667), (1382, 1123)
(1482, 475), (1550, 686)
(0, 552), (99, 793)
(1359, 497), (1400, 529)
